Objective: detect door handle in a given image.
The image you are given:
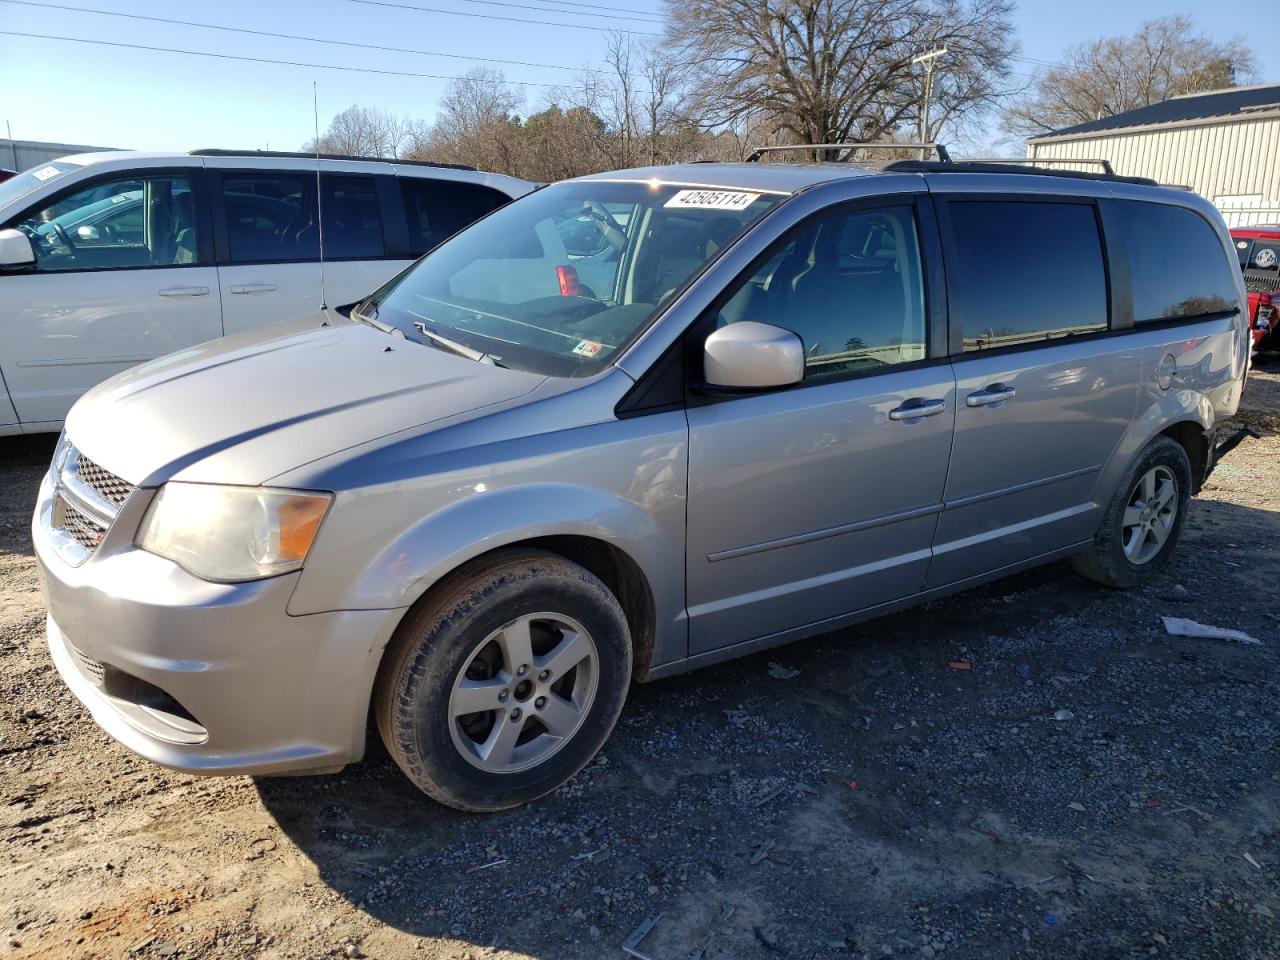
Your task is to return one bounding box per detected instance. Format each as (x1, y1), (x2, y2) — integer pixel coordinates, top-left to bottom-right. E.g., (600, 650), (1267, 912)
(966, 385), (1017, 407)
(158, 285), (210, 297)
(229, 283), (279, 294)
(888, 398), (947, 421)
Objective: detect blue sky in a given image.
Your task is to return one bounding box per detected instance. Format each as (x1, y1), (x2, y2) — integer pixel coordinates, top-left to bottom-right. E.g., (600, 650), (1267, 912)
(0, 0), (1275, 154)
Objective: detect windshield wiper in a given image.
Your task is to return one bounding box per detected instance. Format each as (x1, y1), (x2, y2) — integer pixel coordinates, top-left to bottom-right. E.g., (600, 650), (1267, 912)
(351, 305), (398, 334)
(412, 321), (505, 367)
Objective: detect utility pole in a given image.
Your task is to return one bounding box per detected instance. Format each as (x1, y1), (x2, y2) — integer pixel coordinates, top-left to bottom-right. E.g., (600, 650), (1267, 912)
(912, 48), (947, 152)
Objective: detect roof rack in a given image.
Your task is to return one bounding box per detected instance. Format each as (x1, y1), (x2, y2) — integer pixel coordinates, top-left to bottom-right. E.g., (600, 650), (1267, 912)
(879, 159), (1158, 186)
(958, 156), (1116, 175)
(746, 142), (951, 163)
(189, 148), (475, 171)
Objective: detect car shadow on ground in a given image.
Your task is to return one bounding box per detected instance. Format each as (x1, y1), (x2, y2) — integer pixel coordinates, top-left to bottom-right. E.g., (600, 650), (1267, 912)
(255, 493), (1280, 959)
(0, 434), (56, 557)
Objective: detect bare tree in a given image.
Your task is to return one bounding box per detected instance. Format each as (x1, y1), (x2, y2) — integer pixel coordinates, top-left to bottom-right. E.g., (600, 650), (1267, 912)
(406, 69), (526, 176)
(1003, 16), (1257, 139)
(304, 104), (407, 158)
(665, 0), (1015, 156)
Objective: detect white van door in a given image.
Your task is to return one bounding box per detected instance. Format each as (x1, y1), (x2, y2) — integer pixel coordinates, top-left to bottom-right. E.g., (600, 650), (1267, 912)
(211, 169), (322, 335)
(0, 171), (222, 428)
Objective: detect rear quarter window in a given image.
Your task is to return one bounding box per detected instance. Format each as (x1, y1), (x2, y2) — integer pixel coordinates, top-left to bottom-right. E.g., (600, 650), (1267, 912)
(1118, 201), (1239, 322)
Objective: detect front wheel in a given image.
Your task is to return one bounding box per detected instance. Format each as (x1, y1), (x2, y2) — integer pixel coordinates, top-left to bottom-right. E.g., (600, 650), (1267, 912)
(374, 549), (632, 812)
(1072, 435), (1192, 588)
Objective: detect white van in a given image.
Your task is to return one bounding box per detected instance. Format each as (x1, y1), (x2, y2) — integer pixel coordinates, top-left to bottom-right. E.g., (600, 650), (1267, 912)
(0, 150), (533, 433)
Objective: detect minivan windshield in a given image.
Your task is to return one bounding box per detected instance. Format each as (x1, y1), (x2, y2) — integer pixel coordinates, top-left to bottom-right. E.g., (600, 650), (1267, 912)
(0, 161), (80, 211)
(363, 180), (784, 376)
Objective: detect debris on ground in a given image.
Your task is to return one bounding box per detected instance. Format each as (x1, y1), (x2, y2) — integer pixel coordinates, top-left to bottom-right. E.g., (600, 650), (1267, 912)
(1161, 616), (1261, 645)
(767, 662), (800, 680)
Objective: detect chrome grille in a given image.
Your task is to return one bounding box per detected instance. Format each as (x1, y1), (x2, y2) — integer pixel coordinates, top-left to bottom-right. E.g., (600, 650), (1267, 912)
(70, 643), (105, 685)
(1245, 270), (1279, 293)
(52, 494), (108, 551)
(77, 455), (134, 506)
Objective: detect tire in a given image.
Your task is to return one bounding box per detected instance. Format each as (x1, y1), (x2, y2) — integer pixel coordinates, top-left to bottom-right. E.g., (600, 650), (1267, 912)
(1072, 435), (1192, 589)
(374, 549), (631, 812)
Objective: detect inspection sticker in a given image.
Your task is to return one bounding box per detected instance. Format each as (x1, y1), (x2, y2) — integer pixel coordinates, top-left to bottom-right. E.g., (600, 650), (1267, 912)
(31, 165), (61, 182)
(572, 339), (604, 358)
(664, 189), (760, 211)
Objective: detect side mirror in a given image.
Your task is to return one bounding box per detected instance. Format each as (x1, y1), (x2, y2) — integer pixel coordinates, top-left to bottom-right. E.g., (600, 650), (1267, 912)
(0, 228), (34, 269)
(703, 321), (804, 390)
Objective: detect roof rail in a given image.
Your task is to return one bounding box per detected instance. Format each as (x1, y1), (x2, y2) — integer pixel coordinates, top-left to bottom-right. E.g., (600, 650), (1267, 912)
(746, 142), (951, 163)
(959, 156), (1116, 175)
(880, 159), (1158, 186)
(189, 148), (475, 171)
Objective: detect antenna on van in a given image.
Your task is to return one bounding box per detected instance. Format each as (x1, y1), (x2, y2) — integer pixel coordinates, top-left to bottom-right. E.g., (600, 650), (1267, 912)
(312, 81), (329, 312)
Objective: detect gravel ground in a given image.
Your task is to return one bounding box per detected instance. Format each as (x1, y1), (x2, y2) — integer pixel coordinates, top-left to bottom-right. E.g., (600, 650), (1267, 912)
(3, 369), (1279, 960)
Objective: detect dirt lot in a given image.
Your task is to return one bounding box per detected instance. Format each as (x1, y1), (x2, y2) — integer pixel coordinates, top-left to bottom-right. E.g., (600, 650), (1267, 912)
(3, 371), (1280, 960)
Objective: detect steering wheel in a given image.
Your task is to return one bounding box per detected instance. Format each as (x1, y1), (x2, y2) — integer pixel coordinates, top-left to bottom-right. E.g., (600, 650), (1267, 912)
(51, 221), (78, 252)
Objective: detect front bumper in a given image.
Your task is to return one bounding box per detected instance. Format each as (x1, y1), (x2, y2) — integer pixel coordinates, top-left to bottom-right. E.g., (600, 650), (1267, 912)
(33, 469), (400, 776)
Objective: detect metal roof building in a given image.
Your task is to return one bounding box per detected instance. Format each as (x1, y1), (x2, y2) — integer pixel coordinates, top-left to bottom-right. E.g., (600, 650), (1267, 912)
(1026, 84), (1280, 226)
(2, 138), (120, 173)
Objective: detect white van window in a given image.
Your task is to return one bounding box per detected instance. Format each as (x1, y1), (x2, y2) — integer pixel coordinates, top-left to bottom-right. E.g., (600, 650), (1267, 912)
(14, 175), (198, 272)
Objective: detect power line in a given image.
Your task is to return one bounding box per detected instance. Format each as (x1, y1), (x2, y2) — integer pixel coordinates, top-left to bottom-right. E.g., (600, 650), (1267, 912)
(0, 0), (598, 75)
(341, 0), (660, 35)
(489, 0), (661, 17)
(395, 0), (662, 23)
(0, 30), (565, 86)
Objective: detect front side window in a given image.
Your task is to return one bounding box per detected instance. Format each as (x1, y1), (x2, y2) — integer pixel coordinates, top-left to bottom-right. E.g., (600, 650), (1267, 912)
(365, 181), (783, 376)
(11, 174), (198, 272)
(715, 203), (927, 380)
(1119, 201), (1239, 322)
(948, 200), (1108, 351)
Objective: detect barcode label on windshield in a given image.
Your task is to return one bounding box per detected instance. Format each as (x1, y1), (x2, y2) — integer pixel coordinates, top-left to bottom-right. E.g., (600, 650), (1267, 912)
(664, 190), (760, 211)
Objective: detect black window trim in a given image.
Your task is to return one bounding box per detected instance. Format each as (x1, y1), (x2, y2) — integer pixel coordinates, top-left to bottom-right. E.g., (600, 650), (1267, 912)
(618, 192), (948, 417)
(934, 192), (1116, 361)
(0, 165), (215, 275)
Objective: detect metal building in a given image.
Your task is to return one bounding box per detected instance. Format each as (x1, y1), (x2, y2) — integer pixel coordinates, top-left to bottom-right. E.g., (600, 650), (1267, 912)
(1026, 83), (1280, 226)
(2, 138), (121, 173)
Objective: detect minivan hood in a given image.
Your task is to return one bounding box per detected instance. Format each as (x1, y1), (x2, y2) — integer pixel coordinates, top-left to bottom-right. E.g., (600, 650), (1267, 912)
(66, 313), (546, 487)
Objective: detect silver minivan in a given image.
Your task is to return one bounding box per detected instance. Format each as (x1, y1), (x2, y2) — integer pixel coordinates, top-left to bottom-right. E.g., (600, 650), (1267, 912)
(33, 158), (1250, 811)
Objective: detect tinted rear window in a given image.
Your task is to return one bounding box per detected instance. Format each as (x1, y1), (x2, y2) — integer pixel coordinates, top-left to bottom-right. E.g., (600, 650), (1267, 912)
(1118, 200), (1238, 322)
(947, 200), (1108, 351)
(401, 179), (511, 256)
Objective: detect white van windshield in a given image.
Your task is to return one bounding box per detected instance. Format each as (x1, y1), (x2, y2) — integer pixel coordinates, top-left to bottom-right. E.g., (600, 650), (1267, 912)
(363, 180), (784, 377)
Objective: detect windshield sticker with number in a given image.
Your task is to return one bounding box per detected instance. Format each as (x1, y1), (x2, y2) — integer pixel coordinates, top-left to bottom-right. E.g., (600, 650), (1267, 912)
(31, 165), (61, 182)
(664, 190), (761, 211)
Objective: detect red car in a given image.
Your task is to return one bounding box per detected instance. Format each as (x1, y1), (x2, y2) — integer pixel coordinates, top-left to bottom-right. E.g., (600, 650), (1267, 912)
(0, 168), (15, 184)
(1232, 225), (1280, 354)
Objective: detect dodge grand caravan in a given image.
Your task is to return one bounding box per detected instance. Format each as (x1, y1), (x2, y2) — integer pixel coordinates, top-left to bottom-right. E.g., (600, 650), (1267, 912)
(0, 149), (531, 433)
(34, 158), (1250, 811)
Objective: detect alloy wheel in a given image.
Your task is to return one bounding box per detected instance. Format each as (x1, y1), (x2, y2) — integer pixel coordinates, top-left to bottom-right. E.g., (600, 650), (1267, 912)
(447, 613), (598, 774)
(1121, 465), (1178, 565)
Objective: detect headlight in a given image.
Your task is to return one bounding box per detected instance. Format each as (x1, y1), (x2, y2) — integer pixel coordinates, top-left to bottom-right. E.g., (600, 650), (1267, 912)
(50, 431), (71, 477)
(136, 483), (332, 582)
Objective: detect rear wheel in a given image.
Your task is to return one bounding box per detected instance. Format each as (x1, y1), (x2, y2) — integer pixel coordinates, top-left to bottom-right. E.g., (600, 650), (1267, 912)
(1072, 435), (1192, 588)
(374, 549), (631, 812)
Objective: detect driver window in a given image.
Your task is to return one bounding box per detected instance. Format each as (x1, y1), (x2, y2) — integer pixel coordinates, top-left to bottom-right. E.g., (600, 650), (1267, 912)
(14, 174), (198, 272)
(716, 203), (926, 381)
